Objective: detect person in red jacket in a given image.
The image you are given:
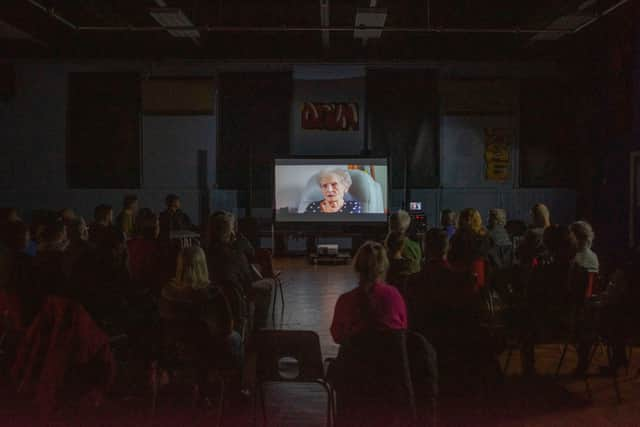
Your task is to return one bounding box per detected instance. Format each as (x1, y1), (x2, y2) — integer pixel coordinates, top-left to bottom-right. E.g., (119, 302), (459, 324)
(331, 241), (407, 345)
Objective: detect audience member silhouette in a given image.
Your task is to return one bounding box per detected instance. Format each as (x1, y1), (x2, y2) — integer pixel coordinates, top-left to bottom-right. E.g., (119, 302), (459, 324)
(331, 241), (407, 344)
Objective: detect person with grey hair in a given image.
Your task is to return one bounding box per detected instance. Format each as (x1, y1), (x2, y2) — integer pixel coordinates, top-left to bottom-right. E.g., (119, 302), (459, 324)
(387, 210), (422, 274)
(570, 220), (599, 273)
(487, 208), (510, 247)
(305, 168), (362, 214)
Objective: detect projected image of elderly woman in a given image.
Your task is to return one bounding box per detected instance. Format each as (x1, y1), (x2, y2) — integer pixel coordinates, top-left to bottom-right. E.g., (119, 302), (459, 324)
(305, 169), (362, 214)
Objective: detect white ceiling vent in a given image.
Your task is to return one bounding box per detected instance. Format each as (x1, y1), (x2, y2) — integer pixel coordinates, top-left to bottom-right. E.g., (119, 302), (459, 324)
(149, 8), (199, 38)
(354, 8), (387, 40)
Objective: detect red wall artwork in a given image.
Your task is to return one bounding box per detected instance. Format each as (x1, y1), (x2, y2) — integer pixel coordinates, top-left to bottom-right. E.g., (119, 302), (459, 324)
(301, 102), (359, 131)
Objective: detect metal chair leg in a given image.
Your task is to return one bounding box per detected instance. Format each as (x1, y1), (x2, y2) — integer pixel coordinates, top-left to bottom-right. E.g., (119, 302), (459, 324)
(216, 376), (225, 427)
(556, 343), (569, 377)
(260, 382), (267, 427)
(607, 344), (622, 403)
(503, 348), (513, 375)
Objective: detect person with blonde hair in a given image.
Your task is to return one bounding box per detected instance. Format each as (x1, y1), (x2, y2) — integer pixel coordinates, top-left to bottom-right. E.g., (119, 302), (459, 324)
(160, 246), (242, 369)
(387, 210), (422, 274)
(305, 168), (362, 214)
(519, 203), (552, 266)
(330, 241), (407, 344)
(570, 220), (599, 273)
(448, 208), (491, 290)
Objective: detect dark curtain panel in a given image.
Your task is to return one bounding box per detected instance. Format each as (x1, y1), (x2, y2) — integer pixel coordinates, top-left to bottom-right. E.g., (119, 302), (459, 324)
(217, 72), (292, 206)
(519, 78), (577, 188)
(366, 70), (438, 189)
(67, 72), (140, 188)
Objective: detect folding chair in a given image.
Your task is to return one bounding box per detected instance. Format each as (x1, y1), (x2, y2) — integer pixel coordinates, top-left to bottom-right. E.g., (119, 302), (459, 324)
(253, 330), (333, 427)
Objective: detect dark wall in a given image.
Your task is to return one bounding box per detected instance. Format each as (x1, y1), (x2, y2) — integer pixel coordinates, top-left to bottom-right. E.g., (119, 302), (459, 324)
(217, 72), (292, 210)
(367, 70), (439, 190)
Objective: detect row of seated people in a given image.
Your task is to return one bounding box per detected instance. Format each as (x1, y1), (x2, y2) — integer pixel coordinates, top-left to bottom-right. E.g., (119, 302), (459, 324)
(331, 203), (630, 385)
(0, 203), (274, 415)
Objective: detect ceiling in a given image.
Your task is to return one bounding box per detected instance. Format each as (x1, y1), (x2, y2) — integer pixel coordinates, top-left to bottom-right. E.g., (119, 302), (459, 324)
(0, 0), (632, 61)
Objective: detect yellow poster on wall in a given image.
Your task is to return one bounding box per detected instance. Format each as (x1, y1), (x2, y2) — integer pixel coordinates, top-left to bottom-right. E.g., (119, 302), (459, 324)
(484, 128), (512, 182)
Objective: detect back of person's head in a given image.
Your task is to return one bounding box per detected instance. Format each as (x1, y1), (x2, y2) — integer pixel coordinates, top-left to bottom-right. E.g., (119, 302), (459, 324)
(0, 207), (20, 224)
(59, 208), (76, 222)
(123, 194), (138, 211)
(175, 246), (210, 290)
(531, 203), (551, 228)
(570, 220), (594, 250)
(165, 194), (180, 209)
(384, 231), (406, 259)
(41, 219), (66, 244)
(389, 210), (411, 234)
(458, 208), (485, 235)
(94, 204), (113, 224)
(543, 224), (577, 263)
(136, 209), (159, 239)
(207, 211), (235, 246)
(441, 209), (457, 227)
(424, 228), (449, 260)
(66, 217), (88, 243)
(2, 220), (29, 252)
(354, 241), (389, 285)
(488, 208), (507, 228)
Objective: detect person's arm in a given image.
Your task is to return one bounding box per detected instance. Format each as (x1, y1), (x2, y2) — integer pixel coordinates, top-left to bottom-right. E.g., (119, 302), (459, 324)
(330, 295), (349, 344)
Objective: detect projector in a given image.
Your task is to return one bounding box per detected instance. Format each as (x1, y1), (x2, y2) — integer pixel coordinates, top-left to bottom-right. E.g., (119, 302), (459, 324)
(317, 244), (339, 256)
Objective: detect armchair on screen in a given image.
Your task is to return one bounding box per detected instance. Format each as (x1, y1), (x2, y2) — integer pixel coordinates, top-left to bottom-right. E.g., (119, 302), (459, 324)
(297, 169), (384, 214)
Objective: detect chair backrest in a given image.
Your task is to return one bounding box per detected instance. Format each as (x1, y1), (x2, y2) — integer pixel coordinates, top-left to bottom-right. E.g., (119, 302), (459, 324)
(405, 331), (438, 399)
(331, 330), (416, 421)
(297, 169), (383, 213)
(254, 330), (325, 383)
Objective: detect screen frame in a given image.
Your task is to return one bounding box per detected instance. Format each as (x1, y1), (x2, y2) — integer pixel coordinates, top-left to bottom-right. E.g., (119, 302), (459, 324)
(272, 156), (391, 227)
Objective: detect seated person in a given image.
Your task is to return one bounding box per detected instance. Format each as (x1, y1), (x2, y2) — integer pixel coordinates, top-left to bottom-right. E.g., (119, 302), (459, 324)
(59, 208), (76, 223)
(160, 246), (243, 370)
(330, 241), (407, 345)
(448, 208), (490, 290)
(89, 204), (118, 246)
(440, 209), (457, 240)
(487, 208), (511, 247)
(520, 224), (578, 375)
(128, 209), (171, 292)
(518, 203), (551, 266)
(115, 194), (139, 238)
(384, 231), (412, 291)
(63, 217), (93, 280)
(388, 210), (422, 274)
(0, 221), (35, 327)
(408, 229), (477, 337)
(570, 220), (599, 273)
(487, 208), (514, 275)
(206, 211), (273, 331)
(159, 194), (194, 238)
(305, 168), (362, 214)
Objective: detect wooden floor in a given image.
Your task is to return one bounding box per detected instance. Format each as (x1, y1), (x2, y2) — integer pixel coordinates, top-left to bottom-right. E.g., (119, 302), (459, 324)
(2, 257), (640, 426)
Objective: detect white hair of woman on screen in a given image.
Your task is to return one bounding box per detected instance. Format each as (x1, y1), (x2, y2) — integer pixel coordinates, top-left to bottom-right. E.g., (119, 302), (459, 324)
(305, 168), (362, 214)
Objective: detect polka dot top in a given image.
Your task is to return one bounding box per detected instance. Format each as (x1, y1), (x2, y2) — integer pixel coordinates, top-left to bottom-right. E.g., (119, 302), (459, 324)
(305, 200), (362, 214)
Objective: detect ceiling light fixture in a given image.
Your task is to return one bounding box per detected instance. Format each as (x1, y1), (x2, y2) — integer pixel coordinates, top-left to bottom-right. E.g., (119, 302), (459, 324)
(354, 8), (387, 40)
(149, 8), (199, 38)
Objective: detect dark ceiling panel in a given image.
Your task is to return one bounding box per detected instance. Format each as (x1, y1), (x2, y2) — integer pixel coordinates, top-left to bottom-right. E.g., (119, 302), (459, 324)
(0, 0), (632, 61)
